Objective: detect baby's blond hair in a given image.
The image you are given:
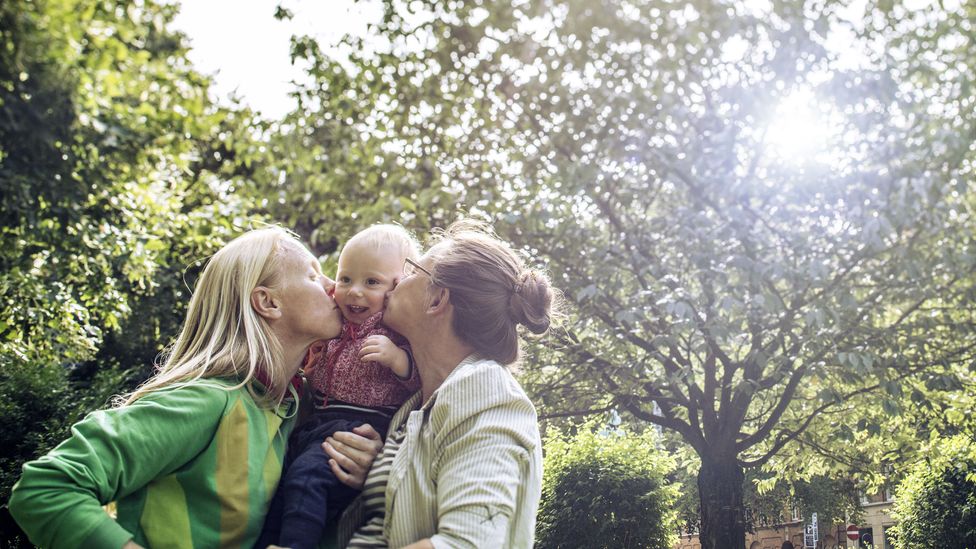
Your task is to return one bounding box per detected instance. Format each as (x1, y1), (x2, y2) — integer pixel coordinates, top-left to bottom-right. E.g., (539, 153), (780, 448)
(343, 224), (421, 262)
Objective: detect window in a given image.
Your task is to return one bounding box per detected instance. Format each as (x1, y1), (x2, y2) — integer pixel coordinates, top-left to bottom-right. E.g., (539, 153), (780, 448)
(859, 487), (894, 505)
(882, 485), (893, 502)
(882, 525), (896, 549)
(790, 501), (801, 522)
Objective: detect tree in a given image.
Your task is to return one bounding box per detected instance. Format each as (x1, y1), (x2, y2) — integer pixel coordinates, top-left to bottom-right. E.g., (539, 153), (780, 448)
(242, 9), (464, 260)
(537, 419), (678, 549)
(889, 436), (976, 548)
(0, 0), (262, 514)
(672, 459), (862, 537)
(295, 1), (976, 547)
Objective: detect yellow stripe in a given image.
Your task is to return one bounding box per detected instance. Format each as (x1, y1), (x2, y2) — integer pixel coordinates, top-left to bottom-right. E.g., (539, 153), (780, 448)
(262, 411), (284, 504)
(141, 475), (192, 548)
(216, 398), (250, 546)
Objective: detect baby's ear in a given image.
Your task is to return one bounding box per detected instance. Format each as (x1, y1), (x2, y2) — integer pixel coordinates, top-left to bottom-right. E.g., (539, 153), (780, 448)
(251, 286), (282, 320)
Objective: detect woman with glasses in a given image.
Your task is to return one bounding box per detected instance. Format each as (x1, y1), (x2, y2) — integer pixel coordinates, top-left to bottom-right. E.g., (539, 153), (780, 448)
(342, 219), (558, 549)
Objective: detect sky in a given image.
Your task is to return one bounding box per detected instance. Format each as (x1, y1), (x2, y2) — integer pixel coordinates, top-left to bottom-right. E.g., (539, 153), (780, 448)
(171, 0), (380, 119)
(169, 0), (958, 165)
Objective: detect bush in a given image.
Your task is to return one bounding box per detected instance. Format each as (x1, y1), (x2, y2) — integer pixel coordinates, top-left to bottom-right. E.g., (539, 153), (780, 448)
(536, 419), (678, 549)
(0, 359), (132, 546)
(889, 435), (976, 548)
(0, 361), (131, 502)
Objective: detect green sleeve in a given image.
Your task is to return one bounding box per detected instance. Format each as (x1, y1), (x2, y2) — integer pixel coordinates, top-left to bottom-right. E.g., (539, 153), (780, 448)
(8, 382), (230, 549)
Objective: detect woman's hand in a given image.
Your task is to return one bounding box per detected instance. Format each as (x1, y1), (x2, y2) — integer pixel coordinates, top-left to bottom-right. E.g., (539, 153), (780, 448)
(322, 423), (383, 489)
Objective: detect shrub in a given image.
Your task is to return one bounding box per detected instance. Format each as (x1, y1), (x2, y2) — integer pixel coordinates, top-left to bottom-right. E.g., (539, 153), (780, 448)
(0, 361), (131, 502)
(889, 435), (976, 548)
(536, 419), (678, 549)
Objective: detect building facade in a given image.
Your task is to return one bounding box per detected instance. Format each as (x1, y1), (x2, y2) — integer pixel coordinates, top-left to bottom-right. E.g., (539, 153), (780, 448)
(675, 492), (895, 549)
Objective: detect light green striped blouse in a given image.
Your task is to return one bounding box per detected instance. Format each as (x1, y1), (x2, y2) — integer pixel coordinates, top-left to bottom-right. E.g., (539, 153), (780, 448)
(340, 355), (543, 549)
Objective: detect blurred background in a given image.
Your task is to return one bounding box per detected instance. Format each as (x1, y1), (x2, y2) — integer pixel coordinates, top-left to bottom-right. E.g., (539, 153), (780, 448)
(2, 1), (974, 547)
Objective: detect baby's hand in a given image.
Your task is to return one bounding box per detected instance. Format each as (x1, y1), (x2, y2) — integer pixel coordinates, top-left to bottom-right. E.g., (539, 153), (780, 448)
(360, 335), (411, 378)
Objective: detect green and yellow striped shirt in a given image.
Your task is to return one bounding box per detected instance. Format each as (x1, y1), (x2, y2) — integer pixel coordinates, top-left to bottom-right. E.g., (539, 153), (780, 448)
(9, 379), (299, 549)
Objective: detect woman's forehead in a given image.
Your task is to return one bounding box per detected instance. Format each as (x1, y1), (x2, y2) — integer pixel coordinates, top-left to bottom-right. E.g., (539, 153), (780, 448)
(423, 241), (452, 261)
(280, 239), (315, 264)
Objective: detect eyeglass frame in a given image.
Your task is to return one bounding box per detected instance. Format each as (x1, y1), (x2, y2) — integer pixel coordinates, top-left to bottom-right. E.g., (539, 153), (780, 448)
(404, 257), (433, 279)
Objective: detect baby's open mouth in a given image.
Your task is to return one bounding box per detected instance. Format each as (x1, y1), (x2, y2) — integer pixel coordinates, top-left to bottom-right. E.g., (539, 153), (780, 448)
(346, 305), (369, 314)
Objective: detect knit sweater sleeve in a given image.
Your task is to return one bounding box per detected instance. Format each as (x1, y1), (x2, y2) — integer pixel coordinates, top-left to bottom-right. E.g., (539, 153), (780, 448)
(8, 382), (229, 549)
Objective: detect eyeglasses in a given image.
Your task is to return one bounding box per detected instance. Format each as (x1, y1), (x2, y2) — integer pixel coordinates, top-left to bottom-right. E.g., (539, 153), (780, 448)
(403, 257), (433, 279)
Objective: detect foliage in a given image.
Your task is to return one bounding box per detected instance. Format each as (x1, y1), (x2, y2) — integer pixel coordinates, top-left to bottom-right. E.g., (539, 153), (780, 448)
(243, 9), (464, 261)
(0, 363), (130, 499)
(2, 0), (975, 548)
(676, 460), (863, 532)
(290, 0), (976, 546)
(749, 473), (860, 532)
(289, 1), (976, 546)
(0, 0), (262, 518)
(672, 450), (861, 535)
(889, 436), (976, 549)
(536, 419), (678, 549)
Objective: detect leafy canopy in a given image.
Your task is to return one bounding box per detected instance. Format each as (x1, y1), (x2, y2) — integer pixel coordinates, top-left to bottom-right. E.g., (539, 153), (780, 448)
(0, 0), (263, 504)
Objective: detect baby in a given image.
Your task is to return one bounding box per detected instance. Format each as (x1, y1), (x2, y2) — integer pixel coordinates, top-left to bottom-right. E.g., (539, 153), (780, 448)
(257, 224), (421, 549)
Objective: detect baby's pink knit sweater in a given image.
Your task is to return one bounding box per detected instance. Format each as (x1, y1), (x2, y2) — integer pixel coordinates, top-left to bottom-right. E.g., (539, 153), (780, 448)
(304, 311), (419, 408)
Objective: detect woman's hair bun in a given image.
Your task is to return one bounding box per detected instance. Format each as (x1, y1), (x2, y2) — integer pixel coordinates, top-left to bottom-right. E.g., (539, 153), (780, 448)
(508, 270), (553, 335)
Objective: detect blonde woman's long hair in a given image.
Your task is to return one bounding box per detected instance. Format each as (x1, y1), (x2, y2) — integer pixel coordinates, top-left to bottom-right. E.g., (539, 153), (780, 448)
(121, 227), (296, 407)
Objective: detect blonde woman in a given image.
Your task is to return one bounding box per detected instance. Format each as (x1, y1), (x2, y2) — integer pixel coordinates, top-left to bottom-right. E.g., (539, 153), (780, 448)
(9, 227), (382, 549)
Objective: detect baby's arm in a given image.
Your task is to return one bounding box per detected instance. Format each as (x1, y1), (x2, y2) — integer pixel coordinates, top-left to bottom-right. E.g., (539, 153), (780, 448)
(359, 335), (412, 379)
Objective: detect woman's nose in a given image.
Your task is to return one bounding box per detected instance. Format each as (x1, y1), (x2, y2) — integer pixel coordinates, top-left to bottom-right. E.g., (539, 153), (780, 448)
(322, 276), (336, 293)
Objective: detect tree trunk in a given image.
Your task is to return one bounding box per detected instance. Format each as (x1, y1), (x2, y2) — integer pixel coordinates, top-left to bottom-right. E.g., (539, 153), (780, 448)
(698, 454), (746, 549)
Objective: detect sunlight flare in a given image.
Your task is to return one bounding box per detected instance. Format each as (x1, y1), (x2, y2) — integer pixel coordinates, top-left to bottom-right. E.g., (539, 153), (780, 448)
(764, 88), (839, 163)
